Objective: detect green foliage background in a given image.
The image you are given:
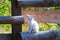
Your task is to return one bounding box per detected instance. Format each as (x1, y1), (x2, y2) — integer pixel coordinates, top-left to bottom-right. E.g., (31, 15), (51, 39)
(22, 23), (60, 32)
(0, 0), (11, 16)
(0, 0), (11, 34)
(22, 6), (60, 11)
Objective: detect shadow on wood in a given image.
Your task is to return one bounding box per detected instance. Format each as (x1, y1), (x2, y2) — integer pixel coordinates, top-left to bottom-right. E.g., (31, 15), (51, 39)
(20, 30), (60, 40)
(0, 34), (12, 40)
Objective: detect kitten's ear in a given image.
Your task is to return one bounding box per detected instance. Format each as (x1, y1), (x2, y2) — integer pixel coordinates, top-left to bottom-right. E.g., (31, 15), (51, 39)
(26, 14), (29, 17)
(26, 14), (31, 17)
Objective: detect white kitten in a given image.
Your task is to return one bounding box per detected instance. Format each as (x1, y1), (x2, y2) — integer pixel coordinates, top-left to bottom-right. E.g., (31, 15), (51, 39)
(27, 15), (39, 33)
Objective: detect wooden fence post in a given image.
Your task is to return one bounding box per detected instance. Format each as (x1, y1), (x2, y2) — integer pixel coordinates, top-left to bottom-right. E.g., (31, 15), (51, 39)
(11, 0), (22, 40)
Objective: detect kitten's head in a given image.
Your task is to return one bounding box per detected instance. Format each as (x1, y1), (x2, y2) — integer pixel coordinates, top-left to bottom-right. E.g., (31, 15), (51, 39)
(26, 14), (34, 21)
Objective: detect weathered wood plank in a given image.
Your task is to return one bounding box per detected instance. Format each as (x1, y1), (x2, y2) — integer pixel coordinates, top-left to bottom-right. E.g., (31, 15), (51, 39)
(12, 0), (22, 40)
(0, 34), (12, 40)
(20, 30), (60, 40)
(0, 16), (24, 24)
(18, 0), (60, 7)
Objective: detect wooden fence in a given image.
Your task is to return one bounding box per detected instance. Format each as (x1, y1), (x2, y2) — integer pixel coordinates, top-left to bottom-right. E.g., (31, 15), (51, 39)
(18, 0), (60, 7)
(0, 0), (60, 40)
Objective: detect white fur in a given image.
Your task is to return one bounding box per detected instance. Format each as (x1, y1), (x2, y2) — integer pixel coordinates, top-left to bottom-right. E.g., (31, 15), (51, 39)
(27, 15), (39, 33)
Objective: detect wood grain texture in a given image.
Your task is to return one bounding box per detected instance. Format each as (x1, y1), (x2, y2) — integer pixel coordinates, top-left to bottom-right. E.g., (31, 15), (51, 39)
(18, 0), (60, 7)
(0, 34), (12, 40)
(12, 0), (23, 40)
(20, 30), (60, 40)
(0, 16), (24, 24)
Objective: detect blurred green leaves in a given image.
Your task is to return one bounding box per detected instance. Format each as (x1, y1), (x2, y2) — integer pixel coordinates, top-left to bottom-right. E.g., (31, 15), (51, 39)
(22, 23), (60, 32)
(39, 23), (60, 31)
(22, 6), (60, 11)
(0, 0), (11, 34)
(0, 24), (12, 34)
(0, 0), (11, 16)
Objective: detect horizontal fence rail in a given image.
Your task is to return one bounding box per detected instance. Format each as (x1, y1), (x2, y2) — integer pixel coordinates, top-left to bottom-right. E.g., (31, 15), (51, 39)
(0, 16), (24, 24)
(0, 34), (12, 40)
(0, 15), (60, 24)
(18, 0), (60, 7)
(20, 30), (60, 40)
